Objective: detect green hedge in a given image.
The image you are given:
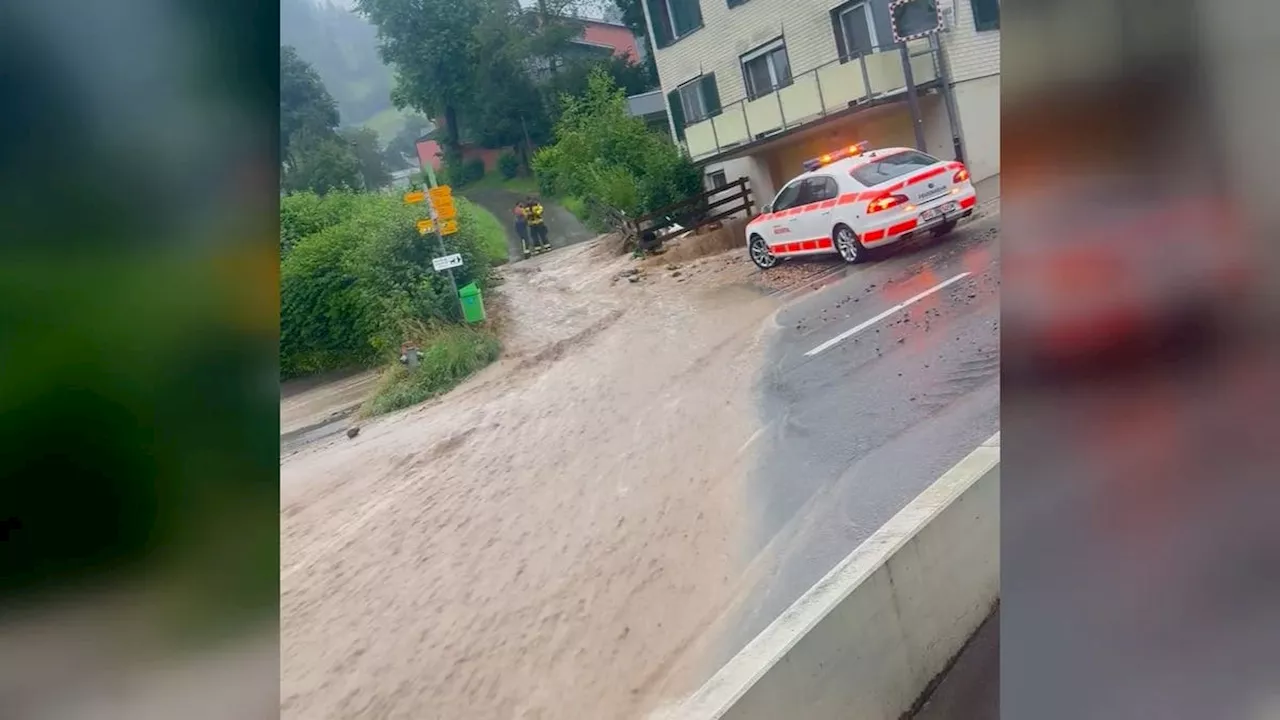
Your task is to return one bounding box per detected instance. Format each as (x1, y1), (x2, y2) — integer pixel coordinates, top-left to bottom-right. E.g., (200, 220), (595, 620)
(280, 190), (494, 379)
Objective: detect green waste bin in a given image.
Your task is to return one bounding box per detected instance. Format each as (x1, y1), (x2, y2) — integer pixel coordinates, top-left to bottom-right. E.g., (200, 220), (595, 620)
(458, 282), (486, 324)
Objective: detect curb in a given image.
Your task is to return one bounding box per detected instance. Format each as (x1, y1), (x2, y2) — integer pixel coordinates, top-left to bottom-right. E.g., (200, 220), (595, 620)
(664, 432), (1000, 720)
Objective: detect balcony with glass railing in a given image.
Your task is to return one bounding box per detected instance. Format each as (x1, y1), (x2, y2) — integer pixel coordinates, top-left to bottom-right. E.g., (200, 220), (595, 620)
(683, 38), (940, 161)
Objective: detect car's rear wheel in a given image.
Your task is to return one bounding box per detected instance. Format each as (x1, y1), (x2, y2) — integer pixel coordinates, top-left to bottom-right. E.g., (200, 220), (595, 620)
(748, 234), (778, 269)
(833, 224), (865, 264)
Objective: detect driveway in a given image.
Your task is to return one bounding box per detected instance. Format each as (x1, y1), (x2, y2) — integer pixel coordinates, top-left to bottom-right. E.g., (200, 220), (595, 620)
(462, 186), (597, 262)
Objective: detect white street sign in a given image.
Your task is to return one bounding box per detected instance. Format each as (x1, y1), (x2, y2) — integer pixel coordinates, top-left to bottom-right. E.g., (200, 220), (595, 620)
(432, 253), (464, 271)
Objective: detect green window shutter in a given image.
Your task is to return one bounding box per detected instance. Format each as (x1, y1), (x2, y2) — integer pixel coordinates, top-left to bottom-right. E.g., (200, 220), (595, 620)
(700, 74), (721, 117)
(686, 0), (704, 31)
(667, 89), (687, 140)
(646, 0), (672, 47)
(830, 9), (849, 61)
(670, 0), (703, 37)
(970, 0), (999, 31)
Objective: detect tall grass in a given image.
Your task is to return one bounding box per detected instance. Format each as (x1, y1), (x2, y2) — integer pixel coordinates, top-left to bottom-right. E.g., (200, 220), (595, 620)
(361, 323), (501, 417)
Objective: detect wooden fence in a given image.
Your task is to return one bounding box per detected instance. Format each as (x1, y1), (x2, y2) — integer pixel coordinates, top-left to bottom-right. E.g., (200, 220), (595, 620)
(627, 177), (755, 245)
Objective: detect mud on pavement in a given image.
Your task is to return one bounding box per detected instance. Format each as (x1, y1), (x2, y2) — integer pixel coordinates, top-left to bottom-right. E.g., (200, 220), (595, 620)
(281, 242), (783, 719)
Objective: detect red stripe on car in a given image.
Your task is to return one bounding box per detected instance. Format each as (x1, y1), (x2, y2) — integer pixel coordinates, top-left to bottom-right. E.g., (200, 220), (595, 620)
(888, 219), (917, 235)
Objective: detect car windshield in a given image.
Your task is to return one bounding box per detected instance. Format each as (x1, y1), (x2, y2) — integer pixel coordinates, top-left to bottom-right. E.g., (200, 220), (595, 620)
(851, 151), (939, 186)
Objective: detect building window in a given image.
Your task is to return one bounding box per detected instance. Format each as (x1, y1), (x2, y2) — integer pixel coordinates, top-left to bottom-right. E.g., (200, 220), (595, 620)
(647, 0), (704, 47)
(832, 1), (879, 61)
(666, 74), (721, 140)
(741, 39), (792, 100)
(707, 170), (727, 189)
(679, 80), (709, 122)
(970, 0), (999, 31)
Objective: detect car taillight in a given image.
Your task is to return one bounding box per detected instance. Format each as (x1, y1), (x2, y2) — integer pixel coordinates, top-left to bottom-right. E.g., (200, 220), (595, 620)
(953, 167), (970, 183)
(867, 194), (908, 213)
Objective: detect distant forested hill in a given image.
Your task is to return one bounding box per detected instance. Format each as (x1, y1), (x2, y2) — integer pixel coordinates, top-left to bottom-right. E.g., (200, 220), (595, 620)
(281, 0), (400, 129)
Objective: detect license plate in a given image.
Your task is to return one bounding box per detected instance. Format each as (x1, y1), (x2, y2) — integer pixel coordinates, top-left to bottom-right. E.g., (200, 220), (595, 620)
(921, 201), (958, 222)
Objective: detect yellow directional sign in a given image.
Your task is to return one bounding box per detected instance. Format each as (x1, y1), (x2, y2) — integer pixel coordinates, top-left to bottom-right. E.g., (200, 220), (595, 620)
(428, 185), (452, 201)
(403, 190), (425, 204)
(440, 219), (459, 235)
(416, 218), (435, 234)
(433, 202), (457, 221)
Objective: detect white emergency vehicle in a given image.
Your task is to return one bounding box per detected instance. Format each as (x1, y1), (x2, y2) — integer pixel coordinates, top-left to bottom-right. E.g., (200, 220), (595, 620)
(745, 142), (977, 269)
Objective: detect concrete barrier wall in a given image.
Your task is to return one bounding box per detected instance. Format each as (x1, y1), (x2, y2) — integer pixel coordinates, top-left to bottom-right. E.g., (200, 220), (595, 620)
(669, 433), (1000, 720)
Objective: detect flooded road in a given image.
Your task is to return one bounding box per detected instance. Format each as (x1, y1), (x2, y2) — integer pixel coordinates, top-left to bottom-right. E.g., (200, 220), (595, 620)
(282, 244), (782, 719)
(280, 209), (1001, 718)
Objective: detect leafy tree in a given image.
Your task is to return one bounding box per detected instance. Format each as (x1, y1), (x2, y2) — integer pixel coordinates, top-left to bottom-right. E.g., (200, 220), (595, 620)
(612, 0), (659, 82)
(533, 68), (699, 218)
(356, 0), (490, 151)
(342, 126), (393, 189)
(280, 46), (364, 194)
(357, 0), (585, 157)
(280, 45), (341, 168)
(282, 130), (364, 196)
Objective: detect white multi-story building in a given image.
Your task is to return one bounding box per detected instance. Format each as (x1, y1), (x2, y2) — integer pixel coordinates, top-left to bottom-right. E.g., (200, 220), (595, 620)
(636, 0), (999, 202)
(936, 0), (999, 190)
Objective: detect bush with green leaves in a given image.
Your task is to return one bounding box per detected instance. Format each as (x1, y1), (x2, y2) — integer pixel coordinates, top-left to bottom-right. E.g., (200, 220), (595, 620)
(498, 151), (520, 179)
(280, 189), (363, 256)
(279, 191), (493, 379)
(533, 68), (701, 222)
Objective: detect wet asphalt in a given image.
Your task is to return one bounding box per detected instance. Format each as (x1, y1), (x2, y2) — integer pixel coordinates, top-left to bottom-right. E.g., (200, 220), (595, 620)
(462, 186), (597, 262)
(719, 212), (1002, 666)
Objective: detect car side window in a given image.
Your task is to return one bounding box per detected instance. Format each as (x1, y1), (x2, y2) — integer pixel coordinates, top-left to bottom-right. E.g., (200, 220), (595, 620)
(807, 176), (839, 201)
(773, 181), (803, 211)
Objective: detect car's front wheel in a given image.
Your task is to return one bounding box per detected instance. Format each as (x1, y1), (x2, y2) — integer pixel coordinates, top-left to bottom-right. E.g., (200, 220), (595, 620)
(748, 234), (778, 269)
(833, 224), (866, 264)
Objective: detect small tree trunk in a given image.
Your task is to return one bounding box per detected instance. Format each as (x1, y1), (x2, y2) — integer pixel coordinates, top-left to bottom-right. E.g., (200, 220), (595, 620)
(443, 105), (461, 152)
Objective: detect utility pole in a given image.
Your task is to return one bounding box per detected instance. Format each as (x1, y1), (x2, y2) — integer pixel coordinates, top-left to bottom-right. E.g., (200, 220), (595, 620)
(900, 43), (928, 152)
(930, 32), (965, 163)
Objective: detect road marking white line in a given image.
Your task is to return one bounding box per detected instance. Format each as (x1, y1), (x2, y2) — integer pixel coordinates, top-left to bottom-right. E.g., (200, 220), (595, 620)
(736, 426), (766, 456)
(804, 271), (972, 357)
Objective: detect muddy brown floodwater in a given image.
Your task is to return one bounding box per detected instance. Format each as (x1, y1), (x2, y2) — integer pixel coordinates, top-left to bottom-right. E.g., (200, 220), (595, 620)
(281, 242), (783, 719)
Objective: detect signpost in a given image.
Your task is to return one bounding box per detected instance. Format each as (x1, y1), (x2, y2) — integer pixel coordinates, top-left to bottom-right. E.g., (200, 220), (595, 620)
(889, 0), (942, 41)
(889, 0), (941, 152)
(406, 182), (464, 319)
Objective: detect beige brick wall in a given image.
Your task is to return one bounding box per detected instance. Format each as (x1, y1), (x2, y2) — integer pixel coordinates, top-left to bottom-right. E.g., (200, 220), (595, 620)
(644, 0), (846, 107)
(939, 0), (1000, 83)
